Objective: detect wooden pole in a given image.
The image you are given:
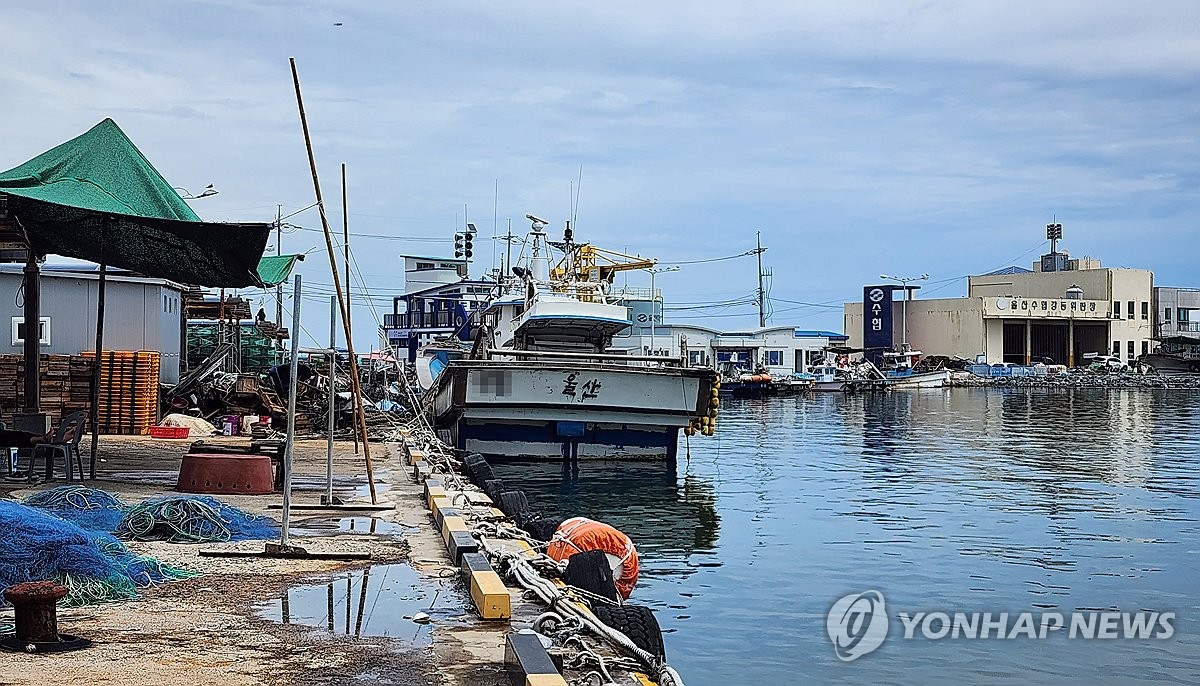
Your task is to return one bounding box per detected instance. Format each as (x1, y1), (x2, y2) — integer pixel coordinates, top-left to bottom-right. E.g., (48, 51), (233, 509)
(342, 162), (359, 455)
(89, 223), (107, 480)
(289, 57), (377, 503)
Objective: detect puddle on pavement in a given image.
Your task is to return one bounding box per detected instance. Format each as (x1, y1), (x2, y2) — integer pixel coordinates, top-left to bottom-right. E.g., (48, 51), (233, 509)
(255, 564), (468, 644)
(289, 516), (410, 537)
(354, 481), (392, 499)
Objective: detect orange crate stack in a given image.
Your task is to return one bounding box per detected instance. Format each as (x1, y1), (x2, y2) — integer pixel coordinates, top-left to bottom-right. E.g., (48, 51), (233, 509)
(80, 350), (160, 435)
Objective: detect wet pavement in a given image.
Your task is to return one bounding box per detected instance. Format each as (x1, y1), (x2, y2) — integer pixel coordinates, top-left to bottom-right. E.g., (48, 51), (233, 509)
(254, 563), (471, 646)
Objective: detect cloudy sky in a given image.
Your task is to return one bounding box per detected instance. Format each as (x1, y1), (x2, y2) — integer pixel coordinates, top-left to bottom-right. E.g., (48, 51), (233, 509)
(3, 1), (1198, 348)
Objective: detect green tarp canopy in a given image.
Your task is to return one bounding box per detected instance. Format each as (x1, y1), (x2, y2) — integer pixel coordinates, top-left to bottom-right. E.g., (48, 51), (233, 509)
(0, 118), (270, 287)
(256, 253), (305, 287)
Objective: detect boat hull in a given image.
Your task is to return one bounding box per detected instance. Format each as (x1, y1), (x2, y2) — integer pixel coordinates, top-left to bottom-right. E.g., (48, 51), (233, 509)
(884, 369), (951, 389)
(1143, 354), (1200, 376)
(426, 360), (716, 460)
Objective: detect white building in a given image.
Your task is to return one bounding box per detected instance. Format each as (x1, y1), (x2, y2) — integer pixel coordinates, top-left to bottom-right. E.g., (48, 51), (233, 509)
(0, 265), (185, 383)
(613, 290), (847, 375)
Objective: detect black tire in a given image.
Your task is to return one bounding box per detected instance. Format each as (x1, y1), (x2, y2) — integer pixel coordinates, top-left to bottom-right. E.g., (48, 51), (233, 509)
(464, 459), (495, 486)
(522, 515), (562, 543)
(497, 490), (529, 518)
(482, 478), (506, 503)
(562, 550), (619, 602)
(593, 604), (666, 660)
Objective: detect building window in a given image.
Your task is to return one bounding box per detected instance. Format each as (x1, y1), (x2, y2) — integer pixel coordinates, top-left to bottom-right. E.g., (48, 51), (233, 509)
(1142, 341), (1150, 356)
(765, 350), (784, 366)
(1113, 340), (1120, 356)
(415, 262), (435, 271)
(1112, 301), (1120, 319)
(1127, 301), (1134, 319)
(1142, 302), (1149, 320)
(688, 350), (704, 366)
(1127, 340), (1135, 359)
(11, 317), (50, 346)
(1166, 308), (1173, 321)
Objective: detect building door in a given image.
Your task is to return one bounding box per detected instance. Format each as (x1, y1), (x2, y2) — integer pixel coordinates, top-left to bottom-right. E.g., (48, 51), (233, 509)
(1002, 322), (1026, 364)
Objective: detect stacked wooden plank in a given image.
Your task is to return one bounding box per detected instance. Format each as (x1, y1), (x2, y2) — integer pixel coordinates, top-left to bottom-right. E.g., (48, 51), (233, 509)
(0, 354), (94, 427)
(80, 350), (161, 435)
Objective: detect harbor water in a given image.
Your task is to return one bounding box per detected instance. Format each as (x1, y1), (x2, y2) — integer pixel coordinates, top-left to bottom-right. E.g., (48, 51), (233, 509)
(491, 389), (1200, 685)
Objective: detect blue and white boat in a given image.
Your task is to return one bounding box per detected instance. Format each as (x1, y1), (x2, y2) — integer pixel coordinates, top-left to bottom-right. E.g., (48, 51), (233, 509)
(878, 350), (950, 389)
(421, 217), (719, 461)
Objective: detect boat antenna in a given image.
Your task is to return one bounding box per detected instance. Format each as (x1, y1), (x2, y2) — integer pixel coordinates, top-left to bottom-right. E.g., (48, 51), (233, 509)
(492, 179), (499, 279)
(573, 164), (583, 230)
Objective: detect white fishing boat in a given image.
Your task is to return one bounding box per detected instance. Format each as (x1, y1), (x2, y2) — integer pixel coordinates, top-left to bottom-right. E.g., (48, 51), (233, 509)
(878, 350), (950, 389)
(422, 216), (719, 461)
(810, 364), (859, 392)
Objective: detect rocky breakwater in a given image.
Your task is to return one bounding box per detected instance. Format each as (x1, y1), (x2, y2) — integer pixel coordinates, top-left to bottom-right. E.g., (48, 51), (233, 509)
(950, 370), (1200, 390)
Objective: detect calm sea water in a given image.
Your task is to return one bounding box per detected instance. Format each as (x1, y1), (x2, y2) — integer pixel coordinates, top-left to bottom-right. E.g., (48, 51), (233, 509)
(491, 389), (1200, 685)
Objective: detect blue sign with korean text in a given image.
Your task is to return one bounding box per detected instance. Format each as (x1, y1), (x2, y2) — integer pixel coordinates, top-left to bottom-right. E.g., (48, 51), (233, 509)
(863, 285), (897, 365)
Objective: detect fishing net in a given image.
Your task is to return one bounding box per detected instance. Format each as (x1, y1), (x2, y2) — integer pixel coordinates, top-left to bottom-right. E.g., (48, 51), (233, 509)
(0, 501), (196, 606)
(22, 485), (129, 533)
(115, 495), (278, 543)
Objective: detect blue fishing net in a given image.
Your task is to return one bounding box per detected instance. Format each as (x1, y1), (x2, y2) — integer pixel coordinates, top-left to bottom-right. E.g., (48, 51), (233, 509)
(22, 485), (129, 532)
(116, 495), (278, 543)
(0, 500), (196, 606)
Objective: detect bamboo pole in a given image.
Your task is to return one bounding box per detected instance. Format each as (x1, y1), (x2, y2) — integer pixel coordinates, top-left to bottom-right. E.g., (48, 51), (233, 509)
(288, 57), (377, 504)
(342, 162), (359, 455)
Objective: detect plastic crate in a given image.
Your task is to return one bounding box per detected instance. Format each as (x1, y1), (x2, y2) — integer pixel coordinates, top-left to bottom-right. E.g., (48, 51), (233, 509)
(148, 425), (190, 439)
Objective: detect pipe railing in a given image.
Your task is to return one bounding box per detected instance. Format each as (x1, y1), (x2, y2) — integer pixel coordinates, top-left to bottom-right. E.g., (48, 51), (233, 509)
(484, 348), (684, 365)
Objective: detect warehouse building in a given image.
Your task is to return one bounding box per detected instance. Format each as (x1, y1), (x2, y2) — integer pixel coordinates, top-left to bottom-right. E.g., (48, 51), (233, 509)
(844, 234), (1154, 366)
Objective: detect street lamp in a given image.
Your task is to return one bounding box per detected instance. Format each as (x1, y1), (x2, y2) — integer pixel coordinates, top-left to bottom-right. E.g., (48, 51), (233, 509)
(879, 273), (929, 352)
(173, 184), (219, 200)
(646, 266), (680, 355)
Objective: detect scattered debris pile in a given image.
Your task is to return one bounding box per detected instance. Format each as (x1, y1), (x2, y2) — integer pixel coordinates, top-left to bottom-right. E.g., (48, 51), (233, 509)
(167, 351), (413, 440)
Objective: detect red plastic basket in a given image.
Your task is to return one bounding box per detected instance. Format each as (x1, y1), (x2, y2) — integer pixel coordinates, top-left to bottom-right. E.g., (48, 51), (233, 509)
(148, 425), (190, 439)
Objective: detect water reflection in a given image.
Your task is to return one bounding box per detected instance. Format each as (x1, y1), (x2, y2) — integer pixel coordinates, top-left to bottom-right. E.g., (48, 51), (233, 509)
(257, 563), (468, 644)
(504, 390), (1200, 685)
(489, 460), (721, 580)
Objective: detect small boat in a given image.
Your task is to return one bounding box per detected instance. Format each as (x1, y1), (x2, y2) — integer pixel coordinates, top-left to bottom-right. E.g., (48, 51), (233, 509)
(1141, 336), (1200, 376)
(810, 365), (859, 392)
(878, 350), (950, 389)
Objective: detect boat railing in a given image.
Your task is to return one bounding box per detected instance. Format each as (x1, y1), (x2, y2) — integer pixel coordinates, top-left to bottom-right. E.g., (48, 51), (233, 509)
(484, 348), (684, 366)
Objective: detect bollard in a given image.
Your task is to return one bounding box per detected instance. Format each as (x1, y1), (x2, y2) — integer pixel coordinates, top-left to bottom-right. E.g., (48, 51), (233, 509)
(0, 581), (90, 653)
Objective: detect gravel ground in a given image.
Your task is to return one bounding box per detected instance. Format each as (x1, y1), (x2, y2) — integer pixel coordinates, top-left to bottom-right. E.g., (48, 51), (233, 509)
(0, 436), (503, 686)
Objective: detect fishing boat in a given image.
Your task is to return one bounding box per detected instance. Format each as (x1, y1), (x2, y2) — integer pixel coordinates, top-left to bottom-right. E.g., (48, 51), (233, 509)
(810, 364), (862, 392)
(1140, 336), (1200, 375)
(421, 216), (719, 461)
(878, 350), (950, 389)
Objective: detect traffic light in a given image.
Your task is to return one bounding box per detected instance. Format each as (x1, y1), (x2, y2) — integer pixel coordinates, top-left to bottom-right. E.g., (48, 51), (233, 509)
(454, 232), (464, 258)
(463, 231), (473, 259)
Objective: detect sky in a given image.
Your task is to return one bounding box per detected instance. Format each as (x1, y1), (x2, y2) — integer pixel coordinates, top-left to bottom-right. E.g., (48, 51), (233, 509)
(2, 1), (1198, 349)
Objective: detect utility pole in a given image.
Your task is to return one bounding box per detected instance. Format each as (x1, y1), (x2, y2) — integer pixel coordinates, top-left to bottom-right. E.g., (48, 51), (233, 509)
(274, 204), (283, 330)
(647, 266), (680, 355)
(756, 231), (767, 328)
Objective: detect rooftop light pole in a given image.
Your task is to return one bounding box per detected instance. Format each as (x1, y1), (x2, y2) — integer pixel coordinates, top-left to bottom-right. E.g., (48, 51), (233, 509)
(646, 266), (679, 355)
(880, 273), (929, 352)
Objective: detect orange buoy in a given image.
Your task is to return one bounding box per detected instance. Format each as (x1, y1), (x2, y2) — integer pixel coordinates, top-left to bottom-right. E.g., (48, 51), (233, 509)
(546, 517), (639, 599)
